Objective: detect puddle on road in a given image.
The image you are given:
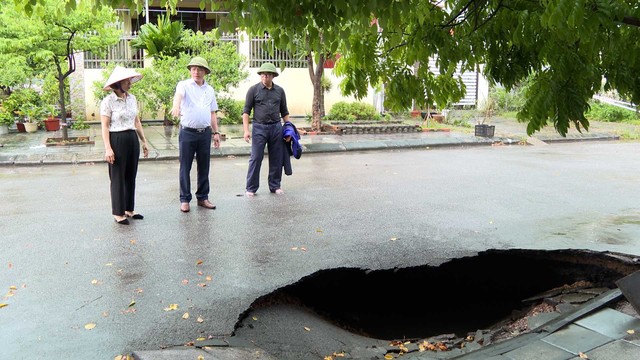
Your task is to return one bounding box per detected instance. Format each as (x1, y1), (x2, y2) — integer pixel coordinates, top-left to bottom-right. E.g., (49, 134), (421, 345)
(237, 249), (640, 341)
(545, 210), (640, 246)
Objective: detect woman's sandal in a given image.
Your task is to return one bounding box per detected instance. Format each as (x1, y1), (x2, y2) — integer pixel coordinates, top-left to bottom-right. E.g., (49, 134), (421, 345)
(126, 212), (144, 220)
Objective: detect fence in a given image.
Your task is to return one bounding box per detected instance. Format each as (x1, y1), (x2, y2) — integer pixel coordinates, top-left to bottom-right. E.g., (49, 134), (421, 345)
(248, 35), (307, 68)
(84, 33), (145, 69)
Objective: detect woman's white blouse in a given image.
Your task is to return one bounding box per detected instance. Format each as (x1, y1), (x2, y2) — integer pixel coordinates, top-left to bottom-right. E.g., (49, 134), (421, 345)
(100, 92), (139, 132)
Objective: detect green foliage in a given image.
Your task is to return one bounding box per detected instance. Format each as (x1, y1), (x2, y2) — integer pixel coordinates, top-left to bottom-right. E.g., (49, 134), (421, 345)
(3, 88), (43, 115)
(217, 97), (244, 125)
(586, 101), (639, 123)
(130, 14), (186, 58)
(16, 0), (640, 137)
(109, 30), (247, 121)
(70, 117), (90, 129)
(489, 84), (526, 112)
(0, 105), (15, 126)
(325, 101), (382, 122)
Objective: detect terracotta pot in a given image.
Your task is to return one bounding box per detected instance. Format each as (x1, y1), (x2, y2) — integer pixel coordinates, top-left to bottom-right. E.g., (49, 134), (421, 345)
(44, 117), (61, 131)
(15, 121), (26, 132)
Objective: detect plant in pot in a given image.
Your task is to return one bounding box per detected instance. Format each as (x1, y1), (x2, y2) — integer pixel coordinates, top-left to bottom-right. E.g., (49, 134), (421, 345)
(43, 104), (61, 131)
(0, 106), (14, 135)
(20, 104), (45, 133)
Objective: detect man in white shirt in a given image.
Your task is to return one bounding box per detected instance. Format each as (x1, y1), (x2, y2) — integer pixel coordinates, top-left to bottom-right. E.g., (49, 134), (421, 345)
(171, 57), (221, 213)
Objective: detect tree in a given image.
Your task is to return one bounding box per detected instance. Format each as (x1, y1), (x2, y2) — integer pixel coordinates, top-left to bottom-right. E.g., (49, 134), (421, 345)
(2, 0), (120, 139)
(21, 0), (640, 136)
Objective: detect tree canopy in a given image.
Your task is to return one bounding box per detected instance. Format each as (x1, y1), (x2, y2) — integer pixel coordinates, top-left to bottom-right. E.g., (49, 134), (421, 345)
(14, 0), (640, 135)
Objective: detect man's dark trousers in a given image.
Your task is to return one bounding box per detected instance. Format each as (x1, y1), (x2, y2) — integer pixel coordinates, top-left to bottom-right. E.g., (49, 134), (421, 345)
(247, 122), (284, 193)
(179, 127), (212, 203)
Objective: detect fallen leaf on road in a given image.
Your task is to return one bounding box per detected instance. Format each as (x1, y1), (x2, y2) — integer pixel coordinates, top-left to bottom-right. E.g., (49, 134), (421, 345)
(91, 279), (99, 285)
(205, 276), (212, 281)
(252, 316), (258, 321)
(8, 262), (12, 269)
(390, 237), (398, 241)
(134, 288), (143, 294)
(182, 312), (189, 319)
(0, 303), (8, 308)
(196, 260), (203, 265)
(5, 291), (14, 298)
(300, 247), (307, 252)
(9, 286), (17, 290)
(84, 322), (96, 330)
(197, 317), (204, 323)
(627, 329), (635, 334)
(197, 356), (204, 360)
(384, 355), (393, 360)
(197, 283), (207, 287)
(182, 279), (189, 285)
(579, 352), (589, 359)
(304, 326), (311, 331)
(105, 263), (113, 266)
(102, 311), (109, 317)
(316, 229), (323, 233)
(291, 247), (298, 251)
(196, 337), (205, 341)
(197, 271), (203, 276)
(130, 239), (136, 245)
(128, 299), (135, 307)
(164, 304), (179, 311)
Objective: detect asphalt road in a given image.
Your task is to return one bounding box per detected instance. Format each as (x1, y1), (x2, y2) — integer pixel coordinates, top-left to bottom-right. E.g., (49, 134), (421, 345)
(2, 141), (640, 359)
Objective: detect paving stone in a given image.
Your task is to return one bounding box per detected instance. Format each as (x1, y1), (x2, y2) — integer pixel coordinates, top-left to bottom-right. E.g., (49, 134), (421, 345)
(502, 340), (574, 360)
(528, 312), (561, 330)
(541, 324), (613, 355)
(575, 308), (640, 339)
(581, 339), (640, 360)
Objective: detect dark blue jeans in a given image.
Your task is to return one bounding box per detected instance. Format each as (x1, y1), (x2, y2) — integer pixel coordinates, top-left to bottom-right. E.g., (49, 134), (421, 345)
(246, 122), (284, 193)
(179, 127), (212, 203)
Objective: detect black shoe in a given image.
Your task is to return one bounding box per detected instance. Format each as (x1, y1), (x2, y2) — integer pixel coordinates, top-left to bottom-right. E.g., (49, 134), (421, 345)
(127, 213), (144, 220)
(115, 218), (130, 225)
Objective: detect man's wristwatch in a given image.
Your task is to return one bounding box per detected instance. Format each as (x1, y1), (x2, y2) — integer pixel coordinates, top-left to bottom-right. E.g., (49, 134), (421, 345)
(213, 131), (220, 135)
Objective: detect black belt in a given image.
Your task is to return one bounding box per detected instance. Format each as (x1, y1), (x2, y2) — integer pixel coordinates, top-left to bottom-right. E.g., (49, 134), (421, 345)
(181, 126), (211, 133)
(255, 121), (279, 125)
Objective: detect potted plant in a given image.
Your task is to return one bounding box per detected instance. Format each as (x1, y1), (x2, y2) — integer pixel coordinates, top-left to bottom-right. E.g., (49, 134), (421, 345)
(475, 98), (496, 138)
(43, 104), (61, 131)
(0, 105), (14, 135)
(20, 104), (45, 133)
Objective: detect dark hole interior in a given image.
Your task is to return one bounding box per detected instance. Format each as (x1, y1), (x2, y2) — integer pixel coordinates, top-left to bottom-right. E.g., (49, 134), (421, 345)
(247, 249), (638, 340)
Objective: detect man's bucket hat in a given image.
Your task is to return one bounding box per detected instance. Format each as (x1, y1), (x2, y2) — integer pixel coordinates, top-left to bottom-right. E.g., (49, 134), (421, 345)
(103, 66), (143, 91)
(257, 62), (279, 77)
(187, 57), (211, 74)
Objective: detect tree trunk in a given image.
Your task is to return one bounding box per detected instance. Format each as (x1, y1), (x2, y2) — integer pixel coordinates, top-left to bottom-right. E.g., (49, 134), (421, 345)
(55, 38), (77, 140)
(308, 52), (325, 132)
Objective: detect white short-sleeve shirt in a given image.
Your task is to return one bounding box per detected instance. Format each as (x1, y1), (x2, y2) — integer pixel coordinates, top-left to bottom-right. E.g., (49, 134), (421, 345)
(175, 79), (218, 128)
(100, 92), (139, 132)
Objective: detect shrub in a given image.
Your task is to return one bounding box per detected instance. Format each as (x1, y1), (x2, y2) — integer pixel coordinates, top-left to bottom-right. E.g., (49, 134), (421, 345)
(217, 97), (244, 125)
(586, 101), (639, 123)
(4, 88), (43, 115)
(325, 101), (381, 122)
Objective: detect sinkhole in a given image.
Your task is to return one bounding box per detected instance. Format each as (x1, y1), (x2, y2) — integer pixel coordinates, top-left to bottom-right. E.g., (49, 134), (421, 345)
(240, 249), (640, 341)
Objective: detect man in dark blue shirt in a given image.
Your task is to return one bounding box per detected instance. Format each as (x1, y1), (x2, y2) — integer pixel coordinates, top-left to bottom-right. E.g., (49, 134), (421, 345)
(242, 62), (290, 196)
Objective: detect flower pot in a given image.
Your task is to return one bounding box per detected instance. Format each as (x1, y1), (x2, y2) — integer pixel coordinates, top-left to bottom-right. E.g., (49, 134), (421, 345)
(16, 121), (26, 132)
(0, 124), (9, 135)
(475, 124), (495, 138)
(24, 122), (38, 133)
(44, 117), (61, 131)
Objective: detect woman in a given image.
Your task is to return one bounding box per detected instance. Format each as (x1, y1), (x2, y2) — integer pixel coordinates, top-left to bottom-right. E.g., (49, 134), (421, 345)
(101, 66), (149, 225)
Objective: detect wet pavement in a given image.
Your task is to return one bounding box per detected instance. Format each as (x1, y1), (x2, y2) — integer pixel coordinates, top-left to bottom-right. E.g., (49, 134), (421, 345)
(0, 118), (624, 165)
(1, 119), (639, 360)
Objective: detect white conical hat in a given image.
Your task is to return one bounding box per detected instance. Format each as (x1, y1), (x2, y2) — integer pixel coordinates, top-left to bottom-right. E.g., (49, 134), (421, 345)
(103, 66), (143, 91)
